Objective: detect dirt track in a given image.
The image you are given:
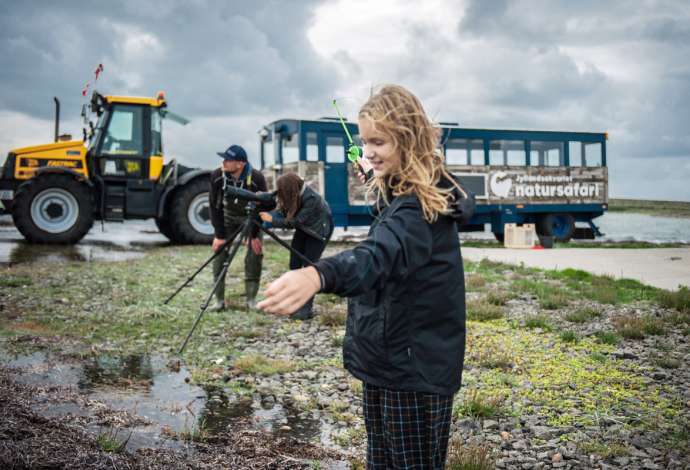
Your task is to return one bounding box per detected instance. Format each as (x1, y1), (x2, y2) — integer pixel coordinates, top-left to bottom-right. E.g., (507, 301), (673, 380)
(462, 247), (690, 291)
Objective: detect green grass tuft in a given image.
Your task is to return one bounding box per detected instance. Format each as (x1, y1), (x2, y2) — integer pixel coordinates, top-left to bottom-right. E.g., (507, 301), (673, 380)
(654, 355), (681, 369)
(594, 331), (620, 345)
(0, 275), (33, 287)
(484, 290), (514, 306)
(467, 299), (505, 322)
(590, 351), (608, 363)
(446, 439), (496, 470)
(565, 306), (602, 323)
(524, 314), (552, 330)
(577, 440), (628, 459)
(560, 330), (578, 343)
(611, 315), (646, 339)
(331, 334), (344, 348)
(477, 350), (514, 371)
(465, 273), (487, 290)
(658, 286), (690, 314)
(95, 429), (129, 453)
(233, 354), (296, 376)
(455, 390), (504, 418)
(514, 279), (571, 310)
(317, 309), (347, 327)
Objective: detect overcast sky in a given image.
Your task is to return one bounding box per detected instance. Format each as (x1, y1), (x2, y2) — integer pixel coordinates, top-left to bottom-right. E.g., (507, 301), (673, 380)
(1, 0), (689, 201)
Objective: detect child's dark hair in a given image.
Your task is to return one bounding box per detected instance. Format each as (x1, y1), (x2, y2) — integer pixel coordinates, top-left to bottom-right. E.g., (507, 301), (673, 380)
(276, 172), (304, 219)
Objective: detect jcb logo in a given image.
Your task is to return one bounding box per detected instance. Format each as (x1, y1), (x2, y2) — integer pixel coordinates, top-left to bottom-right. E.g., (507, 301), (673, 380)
(47, 160), (79, 168)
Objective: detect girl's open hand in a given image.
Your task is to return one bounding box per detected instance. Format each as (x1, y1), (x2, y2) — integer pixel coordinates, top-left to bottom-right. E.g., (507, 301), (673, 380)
(258, 267), (321, 316)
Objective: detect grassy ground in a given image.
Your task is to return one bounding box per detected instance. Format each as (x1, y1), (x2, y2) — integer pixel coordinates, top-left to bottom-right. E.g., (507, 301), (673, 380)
(608, 198), (690, 218)
(1, 243), (689, 466)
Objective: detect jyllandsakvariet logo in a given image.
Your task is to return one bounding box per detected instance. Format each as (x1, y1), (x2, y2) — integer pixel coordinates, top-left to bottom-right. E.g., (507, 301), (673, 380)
(490, 171), (600, 198)
(490, 171), (512, 198)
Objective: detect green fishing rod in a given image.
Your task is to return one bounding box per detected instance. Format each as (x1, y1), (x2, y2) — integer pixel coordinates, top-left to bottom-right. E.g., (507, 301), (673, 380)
(332, 99), (373, 179)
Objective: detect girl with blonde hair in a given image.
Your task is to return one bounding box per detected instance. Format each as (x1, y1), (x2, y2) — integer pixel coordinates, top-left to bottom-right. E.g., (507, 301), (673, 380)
(259, 85), (470, 469)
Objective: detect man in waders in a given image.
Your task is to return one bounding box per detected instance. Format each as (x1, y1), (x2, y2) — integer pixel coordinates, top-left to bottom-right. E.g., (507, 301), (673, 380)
(209, 145), (268, 310)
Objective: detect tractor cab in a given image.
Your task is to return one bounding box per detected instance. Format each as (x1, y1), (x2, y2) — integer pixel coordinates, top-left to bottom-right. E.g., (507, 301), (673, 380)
(0, 91), (213, 245)
(86, 91), (183, 183)
(84, 92), (170, 220)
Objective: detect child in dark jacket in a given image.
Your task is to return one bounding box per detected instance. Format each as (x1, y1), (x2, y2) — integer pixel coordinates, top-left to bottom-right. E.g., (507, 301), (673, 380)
(259, 172), (333, 320)
(259, 84), (469, 469)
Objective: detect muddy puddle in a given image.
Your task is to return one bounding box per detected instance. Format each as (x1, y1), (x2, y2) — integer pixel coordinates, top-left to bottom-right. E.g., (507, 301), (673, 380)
(0, 347), (336, 455)
(0, 217), (169, 264)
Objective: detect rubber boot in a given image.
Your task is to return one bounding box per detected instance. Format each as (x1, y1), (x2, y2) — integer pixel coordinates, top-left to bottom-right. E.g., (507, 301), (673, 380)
(210, 284), (225, 312)
(245, 280), (260, 309)
(211, 252), (227, 311)
(291, 297), (314, 321)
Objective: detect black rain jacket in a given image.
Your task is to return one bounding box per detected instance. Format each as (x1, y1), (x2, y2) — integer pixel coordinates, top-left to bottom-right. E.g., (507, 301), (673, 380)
(209, 166), (267, 239)
(315, 184), (467, 396)
(270, 186), (333, 241)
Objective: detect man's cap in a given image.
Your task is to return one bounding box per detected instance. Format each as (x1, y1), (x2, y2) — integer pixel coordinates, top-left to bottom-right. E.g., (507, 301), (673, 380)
(217, 145), (248, 162)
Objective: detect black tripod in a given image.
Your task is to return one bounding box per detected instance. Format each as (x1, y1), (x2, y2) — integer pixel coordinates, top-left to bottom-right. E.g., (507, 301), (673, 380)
(166, 200), (317, 354)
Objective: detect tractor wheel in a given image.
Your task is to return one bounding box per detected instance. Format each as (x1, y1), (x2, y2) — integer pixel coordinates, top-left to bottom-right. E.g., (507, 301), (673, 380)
(536, 213), (575, 243)
(12, 173), (94, 244)
(155, 213), (175, 241)
(169, 178), (213, 244)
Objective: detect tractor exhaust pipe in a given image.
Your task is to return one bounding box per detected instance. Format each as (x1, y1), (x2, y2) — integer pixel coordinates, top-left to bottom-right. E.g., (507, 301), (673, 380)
(53, 97), (60, 142)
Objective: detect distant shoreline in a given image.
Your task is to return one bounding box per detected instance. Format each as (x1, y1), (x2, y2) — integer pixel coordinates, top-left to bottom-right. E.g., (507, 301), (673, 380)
(608, 198), (690, 218)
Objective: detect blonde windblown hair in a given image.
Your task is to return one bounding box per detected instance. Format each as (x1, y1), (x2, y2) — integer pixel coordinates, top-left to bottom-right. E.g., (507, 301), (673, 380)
(359, 84), (461, 223)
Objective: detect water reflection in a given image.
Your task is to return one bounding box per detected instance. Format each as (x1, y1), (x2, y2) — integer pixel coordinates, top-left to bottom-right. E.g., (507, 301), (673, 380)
(79, 353), (155, 391)
(0, 218), (168, 265)
(199, 387), (324, 442)
(2, 348), (327, 451)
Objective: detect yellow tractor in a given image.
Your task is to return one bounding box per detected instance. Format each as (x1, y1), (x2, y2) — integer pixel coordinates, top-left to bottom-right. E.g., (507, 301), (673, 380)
(0, 91), (213, 244)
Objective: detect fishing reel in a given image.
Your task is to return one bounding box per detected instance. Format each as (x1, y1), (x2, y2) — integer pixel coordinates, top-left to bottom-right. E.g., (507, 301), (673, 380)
(332, 100), (374, 180)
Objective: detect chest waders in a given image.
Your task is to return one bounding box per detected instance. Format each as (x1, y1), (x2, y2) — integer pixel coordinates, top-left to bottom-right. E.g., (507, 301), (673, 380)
(212, 177), (263, 309)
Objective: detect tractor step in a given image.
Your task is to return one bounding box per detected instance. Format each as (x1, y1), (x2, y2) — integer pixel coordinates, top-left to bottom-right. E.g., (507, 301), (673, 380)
(104, 185), (125, 221)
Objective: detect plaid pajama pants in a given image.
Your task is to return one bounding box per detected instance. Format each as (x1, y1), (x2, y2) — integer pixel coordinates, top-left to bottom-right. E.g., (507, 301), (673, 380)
(362, 382), (454, 469)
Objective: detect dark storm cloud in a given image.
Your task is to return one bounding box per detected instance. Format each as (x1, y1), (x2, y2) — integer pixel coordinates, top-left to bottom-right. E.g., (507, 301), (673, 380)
(0, 0), (336, 119)
(452, 0), (690, 161)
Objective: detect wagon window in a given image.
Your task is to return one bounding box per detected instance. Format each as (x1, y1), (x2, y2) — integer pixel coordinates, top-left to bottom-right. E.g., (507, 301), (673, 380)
(326, 136), (345, 163)
(445, 138), (484, 165)
(282, 132), (299, 164)
(569, 141), (583, 167)
(490, 140), (526, 166)
(530, 141), (564, 167)
(584, 142), (603, 167)
(306, 132), (318, 161)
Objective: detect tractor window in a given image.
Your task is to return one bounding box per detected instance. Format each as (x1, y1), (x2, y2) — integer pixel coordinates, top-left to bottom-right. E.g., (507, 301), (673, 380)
(151, 111), (162, 156)
(88, 111), (108, 152)
(102, 105), (144, 156)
